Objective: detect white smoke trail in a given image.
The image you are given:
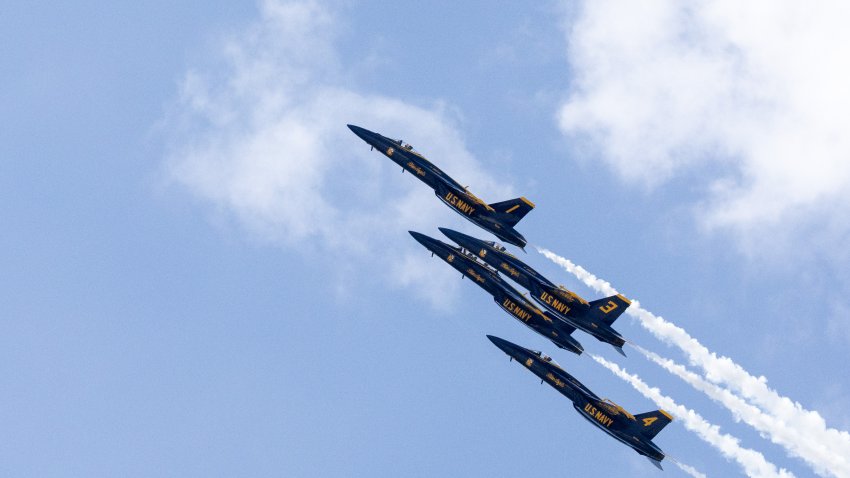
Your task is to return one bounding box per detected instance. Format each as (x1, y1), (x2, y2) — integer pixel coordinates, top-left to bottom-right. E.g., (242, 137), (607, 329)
(538, 247), (850, 477)
(672, 460), (708, 478)
(635, 345), (843, 477)
(590, 354), (794, 478)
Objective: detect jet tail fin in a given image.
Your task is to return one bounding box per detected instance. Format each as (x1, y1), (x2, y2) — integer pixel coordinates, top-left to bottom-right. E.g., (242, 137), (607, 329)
(633, 409), (673, 440)
(586, 294), (631, 326)
(488, 197), (535, 227)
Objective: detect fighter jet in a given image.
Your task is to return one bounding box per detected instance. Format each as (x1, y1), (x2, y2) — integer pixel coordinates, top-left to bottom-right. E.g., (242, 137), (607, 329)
(348, 124), (534, 249)
(409, 231), (583, 354)
(440, 227), (631, 355)
(487, 335), (672, 469)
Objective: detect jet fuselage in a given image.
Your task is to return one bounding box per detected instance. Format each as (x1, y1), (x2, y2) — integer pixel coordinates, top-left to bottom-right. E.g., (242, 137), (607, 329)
(409, 231), (583, 355)
(440, 228), (627, 350)
(349, 124), (530, 248)
(488, 335), (667, 464)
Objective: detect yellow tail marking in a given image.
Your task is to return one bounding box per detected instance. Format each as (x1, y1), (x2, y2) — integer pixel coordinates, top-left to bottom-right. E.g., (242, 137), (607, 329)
(642, 417), (658, 427)
(616, 294), (632, 305)
(520, 197), (536, 208)
(659, 409), (673, 420)
(599, 301), (618, 314)
(505, 204), (520, 213)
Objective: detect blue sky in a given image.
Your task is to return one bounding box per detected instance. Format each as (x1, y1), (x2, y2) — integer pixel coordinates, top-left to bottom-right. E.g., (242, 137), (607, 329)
(4, 1), (850, 476)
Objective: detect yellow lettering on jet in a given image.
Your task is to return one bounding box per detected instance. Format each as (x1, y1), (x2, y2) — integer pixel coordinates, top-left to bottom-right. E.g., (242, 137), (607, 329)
(502, 298), (532, 322)
(642, 417), (658, 427)
(525, 358), (534, 367)
(406, 161), (426, 176)
(584, 403), (614, 428)
(465, 268), (486, 283)
(444, 192), (476, 216)
(599, 300), (618, 314)
(499, 262), (521, 278)
(546, 373), (566, 388)
(539, 291), (571, 314)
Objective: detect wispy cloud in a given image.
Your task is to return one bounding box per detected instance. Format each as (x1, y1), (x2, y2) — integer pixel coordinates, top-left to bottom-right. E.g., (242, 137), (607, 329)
(591, 354), (793, 478)
(558, 0), (850, 252)
(540, 247), (850, 477)
(161, 0), (512, 303)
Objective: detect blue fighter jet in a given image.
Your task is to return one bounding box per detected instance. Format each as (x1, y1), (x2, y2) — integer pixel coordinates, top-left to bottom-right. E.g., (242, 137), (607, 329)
(348, 124), (535, 249)
(409, 230), (583, 355)
(488, 335), (672, 469)
(440, 228), (631, 355)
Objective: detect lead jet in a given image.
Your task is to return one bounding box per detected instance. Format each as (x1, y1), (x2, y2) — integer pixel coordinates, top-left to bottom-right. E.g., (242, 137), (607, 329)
(348, 124), (534, 249)
(409, 231), (583, 355)
(440, 227), (631, 355)
(487, 335), (672, 469)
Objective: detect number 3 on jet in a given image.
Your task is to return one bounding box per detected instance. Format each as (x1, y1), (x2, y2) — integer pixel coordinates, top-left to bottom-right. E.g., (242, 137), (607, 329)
(599, 301), (618, 314)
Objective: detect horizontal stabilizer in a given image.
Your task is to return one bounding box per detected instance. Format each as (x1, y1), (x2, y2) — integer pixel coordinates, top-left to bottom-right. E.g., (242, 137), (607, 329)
(586, 294), (631, 326)
(634, 409), (673, 440)
(647, 457), (664, 470)
(488, 197), (535, 227)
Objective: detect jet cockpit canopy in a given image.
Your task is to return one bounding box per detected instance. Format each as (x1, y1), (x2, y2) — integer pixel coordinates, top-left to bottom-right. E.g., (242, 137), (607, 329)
(530, 350), (562, 369)
(485, 240), (507, 252)
(393, 138), (415, 151)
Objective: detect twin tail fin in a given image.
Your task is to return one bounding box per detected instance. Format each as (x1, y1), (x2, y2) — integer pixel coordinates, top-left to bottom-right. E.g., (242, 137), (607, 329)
(586, 294), (631, 326)
(488, 197), (535, 227)
(633, 409), (673, 440)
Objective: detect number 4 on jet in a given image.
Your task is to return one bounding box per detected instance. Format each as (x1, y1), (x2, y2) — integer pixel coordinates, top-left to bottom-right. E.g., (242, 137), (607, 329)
(488, 335), (673, 470)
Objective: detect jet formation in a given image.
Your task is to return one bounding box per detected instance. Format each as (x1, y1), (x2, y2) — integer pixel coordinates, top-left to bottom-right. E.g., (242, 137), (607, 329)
(348, 124), (673, 469)
(439, 227), (631, 355)
(409, 230), (584, 355)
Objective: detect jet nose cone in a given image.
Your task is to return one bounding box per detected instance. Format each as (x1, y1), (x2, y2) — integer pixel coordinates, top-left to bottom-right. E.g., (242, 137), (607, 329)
(408, 230), (435, 249)
(438, 227), (462, 243)
(487, 335), (515, 354)
(347, 124), (373, 142)
(439, 227), (477, 247)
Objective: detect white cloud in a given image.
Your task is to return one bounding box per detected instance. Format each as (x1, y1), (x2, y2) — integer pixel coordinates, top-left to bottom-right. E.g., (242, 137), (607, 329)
(162, 0), (513, 302)
(559, 0), (850, 246)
